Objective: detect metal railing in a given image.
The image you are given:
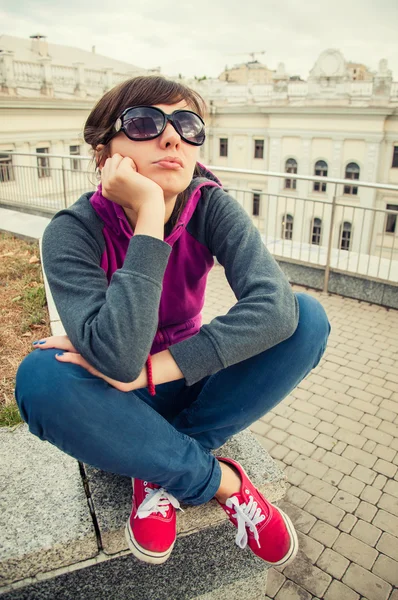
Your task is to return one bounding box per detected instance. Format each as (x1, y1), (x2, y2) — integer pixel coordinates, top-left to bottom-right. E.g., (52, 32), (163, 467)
(1, 152), (397, 291)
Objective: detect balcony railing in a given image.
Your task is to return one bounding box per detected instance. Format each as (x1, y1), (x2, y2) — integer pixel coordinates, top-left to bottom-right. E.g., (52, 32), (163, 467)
(1, 152), (397, 295)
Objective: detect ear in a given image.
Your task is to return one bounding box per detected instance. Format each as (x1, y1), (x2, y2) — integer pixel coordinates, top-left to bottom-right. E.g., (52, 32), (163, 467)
(95, 144), (107, 170)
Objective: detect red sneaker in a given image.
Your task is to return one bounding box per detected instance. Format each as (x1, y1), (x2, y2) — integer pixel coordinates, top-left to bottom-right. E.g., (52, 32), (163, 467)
(216, 457), (298, 566)
(125, 479), (181, 564)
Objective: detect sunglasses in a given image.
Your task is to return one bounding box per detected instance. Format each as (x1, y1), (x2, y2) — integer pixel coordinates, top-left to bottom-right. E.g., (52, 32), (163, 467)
(105, 105), (206, 146)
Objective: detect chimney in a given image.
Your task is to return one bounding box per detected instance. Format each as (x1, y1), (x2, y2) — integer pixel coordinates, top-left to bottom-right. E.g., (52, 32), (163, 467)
(30, 34), (48, 57)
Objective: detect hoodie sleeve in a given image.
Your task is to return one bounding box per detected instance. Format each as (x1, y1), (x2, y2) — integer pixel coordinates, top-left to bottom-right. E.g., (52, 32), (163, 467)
(168, 188), (299, 386)
(42, 212), (171, 382)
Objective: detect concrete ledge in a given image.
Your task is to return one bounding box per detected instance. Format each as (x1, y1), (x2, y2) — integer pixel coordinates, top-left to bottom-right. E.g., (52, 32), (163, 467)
(86, 429), (287, 555)
(0, 425), (98, 587)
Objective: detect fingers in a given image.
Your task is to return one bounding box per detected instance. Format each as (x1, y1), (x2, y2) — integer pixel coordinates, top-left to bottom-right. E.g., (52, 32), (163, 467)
(32, 335), (77, 353)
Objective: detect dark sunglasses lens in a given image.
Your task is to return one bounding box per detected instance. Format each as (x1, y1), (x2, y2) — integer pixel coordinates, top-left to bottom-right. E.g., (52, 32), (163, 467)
(124, 107), (164, 139)
(175, 112), (205, 145)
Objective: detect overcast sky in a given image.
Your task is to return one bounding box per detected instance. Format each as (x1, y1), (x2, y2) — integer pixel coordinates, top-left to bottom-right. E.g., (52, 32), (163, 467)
(1, 0), (397, 80)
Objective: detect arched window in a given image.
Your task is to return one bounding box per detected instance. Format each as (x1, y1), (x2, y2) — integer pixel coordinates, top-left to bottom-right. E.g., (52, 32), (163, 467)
(285, 158), (297, 190)
(282, 214), (293, 240)
(344, 163), (360, 195)
(313, 160), (328, 193)
(339, 221), (352, 250)
(311, 217), (322, 245)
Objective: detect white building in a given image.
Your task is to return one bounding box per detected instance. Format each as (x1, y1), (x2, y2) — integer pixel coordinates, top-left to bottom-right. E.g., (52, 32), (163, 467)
(1, 39), (397, 262)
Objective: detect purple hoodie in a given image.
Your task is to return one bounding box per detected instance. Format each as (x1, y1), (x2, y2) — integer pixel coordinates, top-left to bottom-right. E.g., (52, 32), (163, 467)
(42, 164), (299, 386)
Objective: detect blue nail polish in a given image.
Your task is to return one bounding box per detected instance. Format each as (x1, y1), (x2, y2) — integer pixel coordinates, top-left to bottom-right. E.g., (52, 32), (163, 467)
(32, 341), (39, 345)
(56, 352), (64, 357)
(39, 341), (46, 345)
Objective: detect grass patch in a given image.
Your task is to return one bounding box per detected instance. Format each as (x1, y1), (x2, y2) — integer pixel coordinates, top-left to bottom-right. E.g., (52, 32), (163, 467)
(0, 401), (23, 428)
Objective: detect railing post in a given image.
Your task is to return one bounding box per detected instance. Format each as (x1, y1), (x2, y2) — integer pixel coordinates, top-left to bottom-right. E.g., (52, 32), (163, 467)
(0, 51), (17, 95)
(62, 161), (68, 209)
(323, 183), (338, 293)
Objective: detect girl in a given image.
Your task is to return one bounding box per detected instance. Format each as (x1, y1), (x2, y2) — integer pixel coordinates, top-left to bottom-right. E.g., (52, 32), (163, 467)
(15, 75), (330, 567)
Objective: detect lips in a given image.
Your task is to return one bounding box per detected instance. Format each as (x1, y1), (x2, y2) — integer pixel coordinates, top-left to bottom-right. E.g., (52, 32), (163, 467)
(155, 157), (183, 167)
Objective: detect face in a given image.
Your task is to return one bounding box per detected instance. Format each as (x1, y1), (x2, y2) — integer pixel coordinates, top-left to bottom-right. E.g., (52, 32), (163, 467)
(100, 100), (201, 202)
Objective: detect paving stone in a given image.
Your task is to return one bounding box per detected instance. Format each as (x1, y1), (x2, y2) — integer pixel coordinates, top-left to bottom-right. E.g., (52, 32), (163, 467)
(250, 420), (271, 437)
(324, 579), (360, 600)
(338, 514), (357, 535)
(290, 399), (320, 416)
(334, 428), (366, 449)
(308, 520), (340, 547)
(375, 531), (398, 561)
(351, 465), (377, 485)
(285, 486), (312, 509)
(283, 551), (332, 597)
(300, 475), (337, 502)
(332, 490), (360, 513)
(270, 444), (290, 461)
(284, 466), (306, 486)
(371, 554), (398, 587)
(334, 403), (365, 421)
(288, 423), (318, 443)
(372, 509), (398, 536)
(334, 416), (364, 435)
(360, 486), (382, 504)
(271, 415), (293, 430)
(313, 433), (337, 451)
(322, 452), (356, 475)
(333, 532), (378, 569)
(324, 468), (344, 486)
(360, 414), (381, 429)
(316, 409), (337, 424)
(266, 568), (286, 598)
(383, 479), (398, 497)
(317, 422), (339, 436)
(373, 444), (396, 462)
(305, 496), (345, 527)
(267, 428), (289, 444)
(332, 441), (348, 455)
(316, 547), (350, 579)
(354, 501), (378, 523)
(373, 459), (397, 478)
(363, 440), (377, 453)
(351, 399), (378, 415)
(296, 531), (324, 563)
(373, 474), (387, 490)
(377, 492), (398, 517)
(342, 446), (377, 469)
(292, 456), (329, 478)
(351, 520), (382, 546)
(338, 475), (366, 497)
(290, 411), (321, 429)
(283, 451), (300, 466)
(275, 580), (312, 600)
(284, 436), (317, 457)
(311, 447), (326, 461)
(278, 501), (317, 535)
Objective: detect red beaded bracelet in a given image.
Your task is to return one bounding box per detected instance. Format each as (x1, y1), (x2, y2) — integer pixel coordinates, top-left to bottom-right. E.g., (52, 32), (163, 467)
(146, 354), (156, 396)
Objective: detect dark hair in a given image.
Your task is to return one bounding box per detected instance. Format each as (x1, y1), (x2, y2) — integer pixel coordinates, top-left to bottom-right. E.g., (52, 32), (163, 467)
(84, 76), (207, 233)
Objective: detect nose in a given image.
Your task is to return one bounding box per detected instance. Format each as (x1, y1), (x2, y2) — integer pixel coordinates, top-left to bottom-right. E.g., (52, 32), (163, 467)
(159, 120), (181, 149)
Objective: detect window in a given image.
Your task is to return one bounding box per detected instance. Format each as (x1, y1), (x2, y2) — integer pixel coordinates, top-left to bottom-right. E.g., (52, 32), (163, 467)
(311, 217), (322, 245)
(0, 152), (14, 182)
(313, 160), (328, 192)
(344, 162), (360, 195)
(392, 146), (398, 168)
(282, 214), (293, 240)
(219, 138), (228, 157)
(385, 204), (398, 233)
(285, 159), (297, 190)
(339, 221), (352, 250)
(252, 191), (261, 216)
(37, 147), (50, 178)
(254, 140), (264, 159)
(69, 145), (80, 171)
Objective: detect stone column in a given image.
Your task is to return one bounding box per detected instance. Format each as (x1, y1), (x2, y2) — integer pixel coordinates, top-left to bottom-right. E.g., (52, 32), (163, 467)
(0, 51), (17, 95)
(40, 57), (53, 97)
(73, 62), (86, 98)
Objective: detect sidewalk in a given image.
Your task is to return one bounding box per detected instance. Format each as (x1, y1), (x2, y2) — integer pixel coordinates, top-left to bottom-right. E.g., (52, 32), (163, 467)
(0, 207), (51, 241)
(2, 208), (398, 600)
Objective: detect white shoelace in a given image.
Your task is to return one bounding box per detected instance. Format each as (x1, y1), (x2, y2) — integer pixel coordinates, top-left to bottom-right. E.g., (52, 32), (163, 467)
(135, 484), (183, 519)
(226, 495), (266, 549)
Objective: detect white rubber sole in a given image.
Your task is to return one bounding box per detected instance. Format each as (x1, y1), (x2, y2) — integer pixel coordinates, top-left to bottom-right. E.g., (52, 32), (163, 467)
(125, 519), (175, 565)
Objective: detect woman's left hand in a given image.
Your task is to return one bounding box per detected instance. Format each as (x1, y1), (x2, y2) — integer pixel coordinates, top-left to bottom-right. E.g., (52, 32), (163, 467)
(32, 335), (145, 392)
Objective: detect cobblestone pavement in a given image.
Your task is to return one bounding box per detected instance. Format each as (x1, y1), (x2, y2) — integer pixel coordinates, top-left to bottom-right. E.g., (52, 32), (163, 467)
(202, 264), (398, 600)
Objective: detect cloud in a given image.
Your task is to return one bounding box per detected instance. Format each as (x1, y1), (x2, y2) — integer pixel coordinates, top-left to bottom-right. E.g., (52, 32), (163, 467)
(1, 0), (397, 78)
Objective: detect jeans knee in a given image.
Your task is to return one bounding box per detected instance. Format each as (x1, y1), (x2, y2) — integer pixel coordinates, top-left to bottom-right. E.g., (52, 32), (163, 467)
(295, 293), (331, 366)
(15, 349), (61, 430)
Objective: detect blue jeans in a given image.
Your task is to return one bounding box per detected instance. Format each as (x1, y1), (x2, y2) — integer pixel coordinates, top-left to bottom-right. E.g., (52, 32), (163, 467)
(15, 292), (330, 506)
